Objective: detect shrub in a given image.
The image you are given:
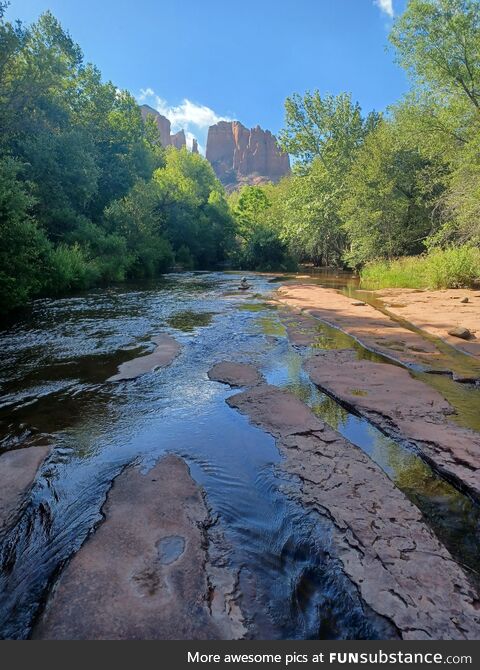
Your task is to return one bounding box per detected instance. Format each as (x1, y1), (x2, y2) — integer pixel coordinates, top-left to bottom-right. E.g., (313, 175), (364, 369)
(360, 245), (480, 290)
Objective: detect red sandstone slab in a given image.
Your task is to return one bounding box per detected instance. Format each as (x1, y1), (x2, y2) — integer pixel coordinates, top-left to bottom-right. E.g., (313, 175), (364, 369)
(0, 447), (50, 536)
(33, 454), (244, 640)
(108, 334), (180, 382)
(304, 350), (480, 498)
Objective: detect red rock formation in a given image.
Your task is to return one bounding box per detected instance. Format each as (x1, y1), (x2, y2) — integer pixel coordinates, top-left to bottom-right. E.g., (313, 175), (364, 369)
(140, 104), (171, 147)
(192, 138), (199, 154)
(170, 129), (186, 150)
(206, 120), (290, 189)
(140, 105), (186, 149)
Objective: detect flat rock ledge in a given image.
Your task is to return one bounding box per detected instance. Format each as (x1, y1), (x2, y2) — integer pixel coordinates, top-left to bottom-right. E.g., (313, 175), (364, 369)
(209, 363), (480, 640)
(208, 361), (264, 387)
(304, 350), (480, 499)
(33, 454), (245, 640)
(108, 334), (180, 382)
(0, 447), (50, 538)
(276, 284), (480, 381)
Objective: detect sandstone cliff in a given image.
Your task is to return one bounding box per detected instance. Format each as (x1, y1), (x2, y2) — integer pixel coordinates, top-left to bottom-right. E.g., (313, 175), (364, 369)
(140, 104), (186, 149)
(206, 120), (290, 190)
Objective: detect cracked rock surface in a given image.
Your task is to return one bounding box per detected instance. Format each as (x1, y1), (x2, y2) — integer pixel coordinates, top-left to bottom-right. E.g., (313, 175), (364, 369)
(209, 362), (480, 640)
(32, 454), (245, 640)
(305, 350), (480, 499)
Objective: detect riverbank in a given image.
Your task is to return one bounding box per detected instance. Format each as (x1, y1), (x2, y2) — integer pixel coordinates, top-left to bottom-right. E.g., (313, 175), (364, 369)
(0, 272), (479, 640)
(275, 281), (480, 497)
(209, 362), (479, 640)
(370, 287), (480, 359)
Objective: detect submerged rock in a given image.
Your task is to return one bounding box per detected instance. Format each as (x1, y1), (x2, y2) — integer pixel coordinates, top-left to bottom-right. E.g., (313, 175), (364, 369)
(208, 362), (264, 387)
(33, 454), (245, 640)
(108, 334), (180, 382)
(0, 447), (50, 537)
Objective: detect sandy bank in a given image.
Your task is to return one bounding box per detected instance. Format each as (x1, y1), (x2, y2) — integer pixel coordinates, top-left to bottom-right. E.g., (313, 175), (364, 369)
(108, 333), (180, 382)
(373, 288), (480, 360)
(0, 447), (50, 537)
(209, 362), (480, 640)
(33, 454), (244, 640)
(275, 284), (480, 381)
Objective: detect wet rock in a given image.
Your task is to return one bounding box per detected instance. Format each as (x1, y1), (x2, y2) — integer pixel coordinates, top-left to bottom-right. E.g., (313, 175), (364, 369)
(448, 327), (472, 340)
(276, 283), (480, 376)
(108, 334), (180, 382)
(0, 447), (50, 537)
(33, 454), (245, 640)
(305, 350), (480, 499)
(208, 362), (264, 387)
(224, 381), (480, 640)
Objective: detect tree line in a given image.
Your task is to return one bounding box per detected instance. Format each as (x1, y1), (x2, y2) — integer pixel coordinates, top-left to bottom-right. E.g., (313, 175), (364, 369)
(0, 2), (234, 313)
(231, 0), (480, 287)
(1, 0), (479, 315)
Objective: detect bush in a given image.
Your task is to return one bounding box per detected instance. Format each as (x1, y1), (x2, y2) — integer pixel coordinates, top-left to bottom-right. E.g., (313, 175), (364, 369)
(360, 245), (480, 290)
(46, 243), (99, 293)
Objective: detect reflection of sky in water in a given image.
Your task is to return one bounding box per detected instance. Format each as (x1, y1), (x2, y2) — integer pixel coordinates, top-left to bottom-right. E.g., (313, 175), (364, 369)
(0, 273), (390, 640)
(0, 272), (478, 639)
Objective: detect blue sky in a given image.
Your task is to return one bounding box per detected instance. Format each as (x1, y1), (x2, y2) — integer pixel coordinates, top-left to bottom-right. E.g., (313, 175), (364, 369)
(7, 0), (409, 152)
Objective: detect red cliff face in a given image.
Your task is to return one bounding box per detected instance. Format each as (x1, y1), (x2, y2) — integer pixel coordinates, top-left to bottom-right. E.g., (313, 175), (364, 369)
(170, 129), (186, 150)
(206, 120), (290, 190)
(140, 105), (186, 149)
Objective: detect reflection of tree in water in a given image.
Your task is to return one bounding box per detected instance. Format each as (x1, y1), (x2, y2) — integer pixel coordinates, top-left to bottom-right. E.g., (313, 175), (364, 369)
(166, 310), (215, 332)
(258, 316), (287, 338)
(309, 395), (349, 431)
(369, 428), (480, 580)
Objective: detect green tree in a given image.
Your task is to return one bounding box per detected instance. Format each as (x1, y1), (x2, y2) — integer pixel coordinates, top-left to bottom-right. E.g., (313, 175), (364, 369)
(0, 157), (52, 312)
(341, 121), (440, 267)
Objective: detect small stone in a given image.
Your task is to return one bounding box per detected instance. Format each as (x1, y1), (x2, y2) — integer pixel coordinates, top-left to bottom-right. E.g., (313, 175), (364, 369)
(448, 327), (471, 340)
(351, 301), (366, 307)
(460, 297), (469, 303)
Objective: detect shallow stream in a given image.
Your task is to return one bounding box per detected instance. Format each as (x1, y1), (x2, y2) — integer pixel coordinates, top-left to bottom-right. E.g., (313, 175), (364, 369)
(0, 272), (478, 639)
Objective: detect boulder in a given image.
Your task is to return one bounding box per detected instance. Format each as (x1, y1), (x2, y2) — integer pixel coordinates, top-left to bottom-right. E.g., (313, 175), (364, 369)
(448, 327), (472, 340)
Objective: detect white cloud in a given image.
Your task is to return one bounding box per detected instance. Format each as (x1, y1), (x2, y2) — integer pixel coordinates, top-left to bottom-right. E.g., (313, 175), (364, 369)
(374, 0), (394, 18)
(137, 88), (232, 155)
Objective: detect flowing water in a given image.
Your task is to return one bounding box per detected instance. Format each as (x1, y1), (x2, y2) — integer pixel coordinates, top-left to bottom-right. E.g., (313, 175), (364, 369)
(0, 272), (478, 639)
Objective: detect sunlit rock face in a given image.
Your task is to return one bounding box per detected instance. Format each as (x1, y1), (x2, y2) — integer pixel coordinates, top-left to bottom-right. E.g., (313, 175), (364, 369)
(206, 120), (290, 190)
(139, 105), (186, 149)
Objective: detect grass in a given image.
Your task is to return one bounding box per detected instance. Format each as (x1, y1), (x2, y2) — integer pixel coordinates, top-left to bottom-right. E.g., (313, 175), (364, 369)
(360, 245), (480, 290)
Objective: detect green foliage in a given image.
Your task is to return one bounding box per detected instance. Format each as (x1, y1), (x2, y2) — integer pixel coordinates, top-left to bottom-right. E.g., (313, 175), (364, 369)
(390, 0), (480, 112)
(361, 245), (480, 289)
(0, 7), (233, 313)
(0, 157), (51, 312)
(341, 120), (440, 267)
(279, 91), (380, 168)
(228, 185), (296, 271)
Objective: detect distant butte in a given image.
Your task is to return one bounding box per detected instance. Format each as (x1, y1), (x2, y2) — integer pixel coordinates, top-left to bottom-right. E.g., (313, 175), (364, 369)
(206, 120), (290, 191)
(140, 104), (186, 149)
(139, 105), (290, 190)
